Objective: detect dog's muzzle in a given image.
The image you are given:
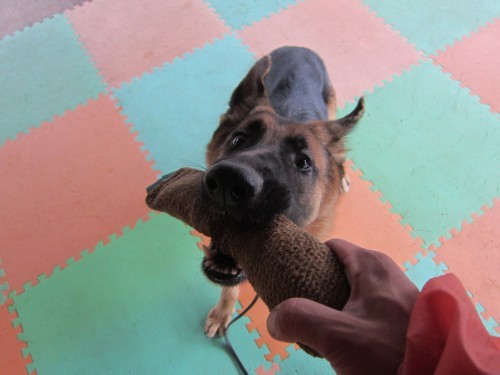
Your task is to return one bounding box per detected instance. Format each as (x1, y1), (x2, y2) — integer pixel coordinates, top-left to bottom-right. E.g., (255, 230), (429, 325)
(203, 161), (263, 209)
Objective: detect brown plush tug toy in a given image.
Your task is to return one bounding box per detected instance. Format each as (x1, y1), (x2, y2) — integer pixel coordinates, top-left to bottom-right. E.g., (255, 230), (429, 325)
(146, 167), (350, 356)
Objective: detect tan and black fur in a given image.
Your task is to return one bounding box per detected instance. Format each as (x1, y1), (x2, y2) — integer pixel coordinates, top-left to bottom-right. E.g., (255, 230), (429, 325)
(202, 47), (364, 337)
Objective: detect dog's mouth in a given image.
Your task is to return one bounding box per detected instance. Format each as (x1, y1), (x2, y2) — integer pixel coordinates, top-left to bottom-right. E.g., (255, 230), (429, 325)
(201, 179), (292, 227)
(201, 241), (247, 286)
(199, 170), (290, 286)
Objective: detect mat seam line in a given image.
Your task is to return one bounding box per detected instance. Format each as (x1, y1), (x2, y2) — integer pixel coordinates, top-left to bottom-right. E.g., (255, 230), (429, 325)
(6, 297), (37, 375)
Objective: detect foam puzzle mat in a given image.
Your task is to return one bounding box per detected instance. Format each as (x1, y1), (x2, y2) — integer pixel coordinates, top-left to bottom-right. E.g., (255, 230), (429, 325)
(0, 1), (498, 373)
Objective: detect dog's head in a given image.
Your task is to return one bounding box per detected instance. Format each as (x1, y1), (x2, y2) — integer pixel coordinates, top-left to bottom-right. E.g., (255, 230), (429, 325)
(204, 55), (364, 229)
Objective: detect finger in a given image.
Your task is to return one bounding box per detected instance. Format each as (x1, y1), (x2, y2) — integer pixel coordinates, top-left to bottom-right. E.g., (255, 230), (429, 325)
(324, 238), (364, 265)
(325, 239), (418, 304)
(326, 238), (401, 275)
(324, 239), (367, 299)
(325, 239), (401, 282)
(267, 298), (359, 357)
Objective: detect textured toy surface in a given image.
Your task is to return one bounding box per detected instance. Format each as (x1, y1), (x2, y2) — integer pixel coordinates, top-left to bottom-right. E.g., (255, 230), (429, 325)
(146, 168), (350, 354)
(1, 1), (499, 374)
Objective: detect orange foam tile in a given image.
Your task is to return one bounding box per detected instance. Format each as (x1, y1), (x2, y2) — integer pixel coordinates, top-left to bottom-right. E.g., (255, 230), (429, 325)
(0, 304), (29, 375)
(328, 162), (425, 269)
(190, 228), (211, 253)
(237, 0), (422, 107)
(0, 95), (157, 293)
(432, 199), (500, 323)
(433, 20), (500, 113)
(238, 282), (291, 362)
(255, 362), (280, 375)
(67, 0), (230, 86)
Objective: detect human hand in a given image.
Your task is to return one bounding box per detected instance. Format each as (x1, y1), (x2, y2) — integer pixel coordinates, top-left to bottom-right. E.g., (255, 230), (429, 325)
(267, 239), (419, 374)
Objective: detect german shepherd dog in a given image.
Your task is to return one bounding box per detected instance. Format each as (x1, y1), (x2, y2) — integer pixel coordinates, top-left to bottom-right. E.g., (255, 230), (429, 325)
(201, 46), (364, 337)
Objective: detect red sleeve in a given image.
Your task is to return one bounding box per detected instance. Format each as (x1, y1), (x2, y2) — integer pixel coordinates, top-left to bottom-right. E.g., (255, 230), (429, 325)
(399, 274), (500, 375)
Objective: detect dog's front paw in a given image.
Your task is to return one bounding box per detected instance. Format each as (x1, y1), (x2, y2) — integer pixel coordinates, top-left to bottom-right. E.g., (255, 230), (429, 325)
(205, 305), (234, 337)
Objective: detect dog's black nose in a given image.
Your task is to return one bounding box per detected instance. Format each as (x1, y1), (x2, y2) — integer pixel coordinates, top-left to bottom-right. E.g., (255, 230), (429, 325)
(203, 162), (263, 207)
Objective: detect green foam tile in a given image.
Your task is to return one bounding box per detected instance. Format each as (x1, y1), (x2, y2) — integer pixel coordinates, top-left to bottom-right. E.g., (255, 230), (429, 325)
(0, 15), (105, 145)
(10, 214), (259, 374)
(344, 61), (500, 248)
(0, 282), (8, 305)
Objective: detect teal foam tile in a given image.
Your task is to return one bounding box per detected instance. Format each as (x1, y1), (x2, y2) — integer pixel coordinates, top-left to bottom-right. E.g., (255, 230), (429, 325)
(0, 259), (10, 307)
(0, 281), (8, 305)
(363, 0), (500, 54)
(0, 15), (105, 145)
(0, 0), (88, 40)
(405, 257), (499, 337)
(113, 34), (255, 174)
(403, 252), (448, 290)
(475, 301), (500, 337)
(274, 345), (334, 374)
(344, 61), (500, 248)
(206, 0), (298, 30)
(10, 214), (259, 374)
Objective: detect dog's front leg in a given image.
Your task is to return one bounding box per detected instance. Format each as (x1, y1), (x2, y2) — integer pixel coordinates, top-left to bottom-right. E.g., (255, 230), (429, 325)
(205, 285), (239, 337)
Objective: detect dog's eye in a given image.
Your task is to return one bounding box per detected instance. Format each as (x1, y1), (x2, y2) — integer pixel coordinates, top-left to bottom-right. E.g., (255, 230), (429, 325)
(231, 135), (246, 147)
(295, 155), (312, 171)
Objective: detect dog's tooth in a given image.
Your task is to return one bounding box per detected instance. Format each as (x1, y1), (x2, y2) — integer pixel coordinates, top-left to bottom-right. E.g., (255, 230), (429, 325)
(231, 269), (237, 276)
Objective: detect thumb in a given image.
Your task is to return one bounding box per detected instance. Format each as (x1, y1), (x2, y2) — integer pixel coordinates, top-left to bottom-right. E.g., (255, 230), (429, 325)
(267, 298), (356, 358)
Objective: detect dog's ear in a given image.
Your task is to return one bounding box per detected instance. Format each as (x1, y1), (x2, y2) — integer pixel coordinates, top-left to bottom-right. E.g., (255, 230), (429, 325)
(206, 56), (272, 166)
(326, 97), (364, 142)
(315, 97), (364, 169)
(227, 55), (272, 120)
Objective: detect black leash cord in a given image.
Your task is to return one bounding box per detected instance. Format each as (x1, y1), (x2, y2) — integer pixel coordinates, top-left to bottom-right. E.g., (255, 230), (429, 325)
(224, 294), (260, 375)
